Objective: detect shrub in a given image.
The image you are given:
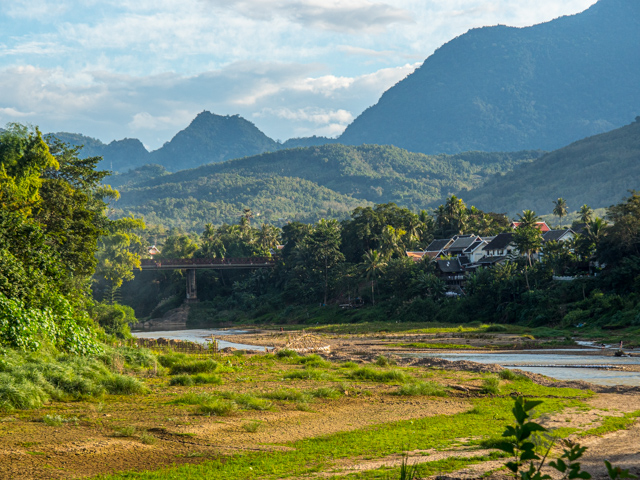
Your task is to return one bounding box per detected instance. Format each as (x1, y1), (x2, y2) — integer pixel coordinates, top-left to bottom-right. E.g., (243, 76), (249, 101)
(243, 420), (261, 433)
(395, 381), (447, 397)
(295, 354), (330, 368)
(169, 359), (218, 375)
(309, 387), (341, 399)
(276, 349), (299, 359)
(192, 373), (222, 385)
(485, 324), (508, 333)
(481, 377), (500, 395)
(349, 367), (409, 383)
(169, 375), (194, 387)
(218, 391), (274, 410)
(261, 388), (308, 402)
(341, 361), (359, 368)
(283, 369), (328, 380)
(112, 426), (136, 437)
(103, 375), (146, 395)
(198, 399), (236, 416)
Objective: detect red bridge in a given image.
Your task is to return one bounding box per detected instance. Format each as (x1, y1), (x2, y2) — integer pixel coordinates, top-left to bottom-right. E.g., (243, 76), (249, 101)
(139, 257), (276, 301)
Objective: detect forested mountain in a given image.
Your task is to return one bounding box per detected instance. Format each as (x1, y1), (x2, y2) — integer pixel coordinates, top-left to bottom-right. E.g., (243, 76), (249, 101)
(339, 0), (640, 154)
(109, 144), (540, 230)
(49, 111), (282, 173)
(148, 111), (280, 170)
(461, 119), (640, 215)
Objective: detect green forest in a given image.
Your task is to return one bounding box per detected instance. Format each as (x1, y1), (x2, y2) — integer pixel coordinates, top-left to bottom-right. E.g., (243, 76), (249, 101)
(109, 144), (540, 231)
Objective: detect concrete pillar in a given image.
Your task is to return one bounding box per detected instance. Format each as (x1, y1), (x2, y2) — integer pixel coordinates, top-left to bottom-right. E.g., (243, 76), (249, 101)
(186, 268), (197, 301)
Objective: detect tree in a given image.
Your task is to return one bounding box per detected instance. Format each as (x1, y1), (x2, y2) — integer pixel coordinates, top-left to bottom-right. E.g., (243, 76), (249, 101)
(597, 191), (640, 265)
(516, 210), (541, 229)
(377, 225), (407, 260)
(579, 204), (593, 224)
(303, 219), (344, 305)
(552, 198), (568, 226)
(360, 249), (387, 306)
(95, 217), (146, 303)
(513, 224), (543, 290)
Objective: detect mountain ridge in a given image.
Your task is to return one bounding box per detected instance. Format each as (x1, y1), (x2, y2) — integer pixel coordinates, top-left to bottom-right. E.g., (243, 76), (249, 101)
(338, 0), (640, 154)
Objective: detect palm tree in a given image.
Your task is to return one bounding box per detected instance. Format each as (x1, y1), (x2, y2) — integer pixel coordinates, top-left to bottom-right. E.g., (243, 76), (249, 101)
(579, 204), (593, 224)
(516, 210), (540, 229)
(552, 198), (568, 226)
(377, 225), (406, 260)
(361, 249), (387, 306)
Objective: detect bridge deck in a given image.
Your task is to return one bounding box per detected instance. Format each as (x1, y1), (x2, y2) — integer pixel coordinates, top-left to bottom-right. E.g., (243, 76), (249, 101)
(140, 257), (276, 270)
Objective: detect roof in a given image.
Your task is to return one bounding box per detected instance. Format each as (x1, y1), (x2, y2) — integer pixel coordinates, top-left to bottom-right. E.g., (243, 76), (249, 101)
(445, 235), (480, 254)
(425, 238), (453, 252)
(476, 255), (508, 265)
(543, 229), (575, 243)
(463, 240), (484, 254)
(484, 233), (515, 251)
(436, 258), (464, 273)
(572, 223), (589, 235)
(511, 221), (551, 232)
(406, 251), (426, 262)
(148, 246), (160, 255)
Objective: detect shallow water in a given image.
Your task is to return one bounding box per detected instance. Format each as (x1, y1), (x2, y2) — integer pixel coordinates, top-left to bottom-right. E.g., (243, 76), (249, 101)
(403, 350), (640, 386)
(131, 329), (271, 351)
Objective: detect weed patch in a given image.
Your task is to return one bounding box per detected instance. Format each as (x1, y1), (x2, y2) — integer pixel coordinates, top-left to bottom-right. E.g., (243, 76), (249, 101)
(395, 381), (447, 397)
(349, 367), (409, 383)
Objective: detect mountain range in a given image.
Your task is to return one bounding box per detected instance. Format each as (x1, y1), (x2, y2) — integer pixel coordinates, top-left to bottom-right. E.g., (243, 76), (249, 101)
(339, 0), (640, 154)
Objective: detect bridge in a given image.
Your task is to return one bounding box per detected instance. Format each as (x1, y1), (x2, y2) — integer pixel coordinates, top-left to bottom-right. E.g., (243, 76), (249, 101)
(140, 257), (276, 301)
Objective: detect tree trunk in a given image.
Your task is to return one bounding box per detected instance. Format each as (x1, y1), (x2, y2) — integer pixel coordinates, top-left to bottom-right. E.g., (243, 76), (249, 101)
(371, 279), (375, 306)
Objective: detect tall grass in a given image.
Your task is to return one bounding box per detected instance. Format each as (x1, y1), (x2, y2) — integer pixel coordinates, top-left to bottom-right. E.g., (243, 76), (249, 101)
(0, 349), (145, 411)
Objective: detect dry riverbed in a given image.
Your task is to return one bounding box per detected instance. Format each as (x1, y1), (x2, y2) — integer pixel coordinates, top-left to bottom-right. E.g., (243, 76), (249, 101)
(1, 330), (639, 479)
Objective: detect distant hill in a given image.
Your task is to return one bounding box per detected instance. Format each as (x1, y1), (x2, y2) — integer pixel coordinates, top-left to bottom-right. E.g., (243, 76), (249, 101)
(148, 111), (280, 171)
(339, 0), (640, 154)
(109, 144), (540, 230)
(48, 132), (151, 172)
(49, 111), (284, 173)
(460, 119), (640, 215)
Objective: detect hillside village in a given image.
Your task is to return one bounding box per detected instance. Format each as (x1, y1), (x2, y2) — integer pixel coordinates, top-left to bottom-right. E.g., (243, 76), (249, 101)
(408, 222), (585, 290)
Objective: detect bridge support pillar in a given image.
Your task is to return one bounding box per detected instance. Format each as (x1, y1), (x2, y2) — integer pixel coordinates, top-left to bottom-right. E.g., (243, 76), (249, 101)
(186, 269), (197, 301)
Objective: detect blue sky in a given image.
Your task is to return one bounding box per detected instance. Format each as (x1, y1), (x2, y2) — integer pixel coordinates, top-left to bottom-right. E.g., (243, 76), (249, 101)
(0, 0), (596, 150)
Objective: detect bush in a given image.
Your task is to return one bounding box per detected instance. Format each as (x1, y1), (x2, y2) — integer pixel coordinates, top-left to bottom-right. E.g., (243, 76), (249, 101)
(276, 349), (299, 359)
(103, 374), (146, 395)
(481, 377), (500, 395)
(395, 381), (447, 397)
(309, 387), (341, 399)
(198, 399), (236, 416)
(261, 388), (308, 402)
(169, 359), (218, 375)
(349, 367), (409, 383)
(169, 375), (194, 387)
(295, 354), (330, 368)
(485, 324), (508, 333)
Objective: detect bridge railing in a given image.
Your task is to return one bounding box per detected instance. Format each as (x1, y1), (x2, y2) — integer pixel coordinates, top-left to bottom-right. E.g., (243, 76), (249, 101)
(141, 256), (276, 267)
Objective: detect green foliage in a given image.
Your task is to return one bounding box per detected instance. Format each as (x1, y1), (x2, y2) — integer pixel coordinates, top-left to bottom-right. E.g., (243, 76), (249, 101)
(111, 144), (538, 230)
(395, 381), (447, 397)
(92, 303), (137, 339)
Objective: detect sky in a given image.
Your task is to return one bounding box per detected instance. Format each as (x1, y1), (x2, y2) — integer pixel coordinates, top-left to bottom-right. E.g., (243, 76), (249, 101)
(0, 0), (597, 150)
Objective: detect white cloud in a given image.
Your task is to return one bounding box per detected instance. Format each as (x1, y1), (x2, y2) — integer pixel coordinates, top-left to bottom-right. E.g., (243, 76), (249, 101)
(205, 0), (415, 33)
